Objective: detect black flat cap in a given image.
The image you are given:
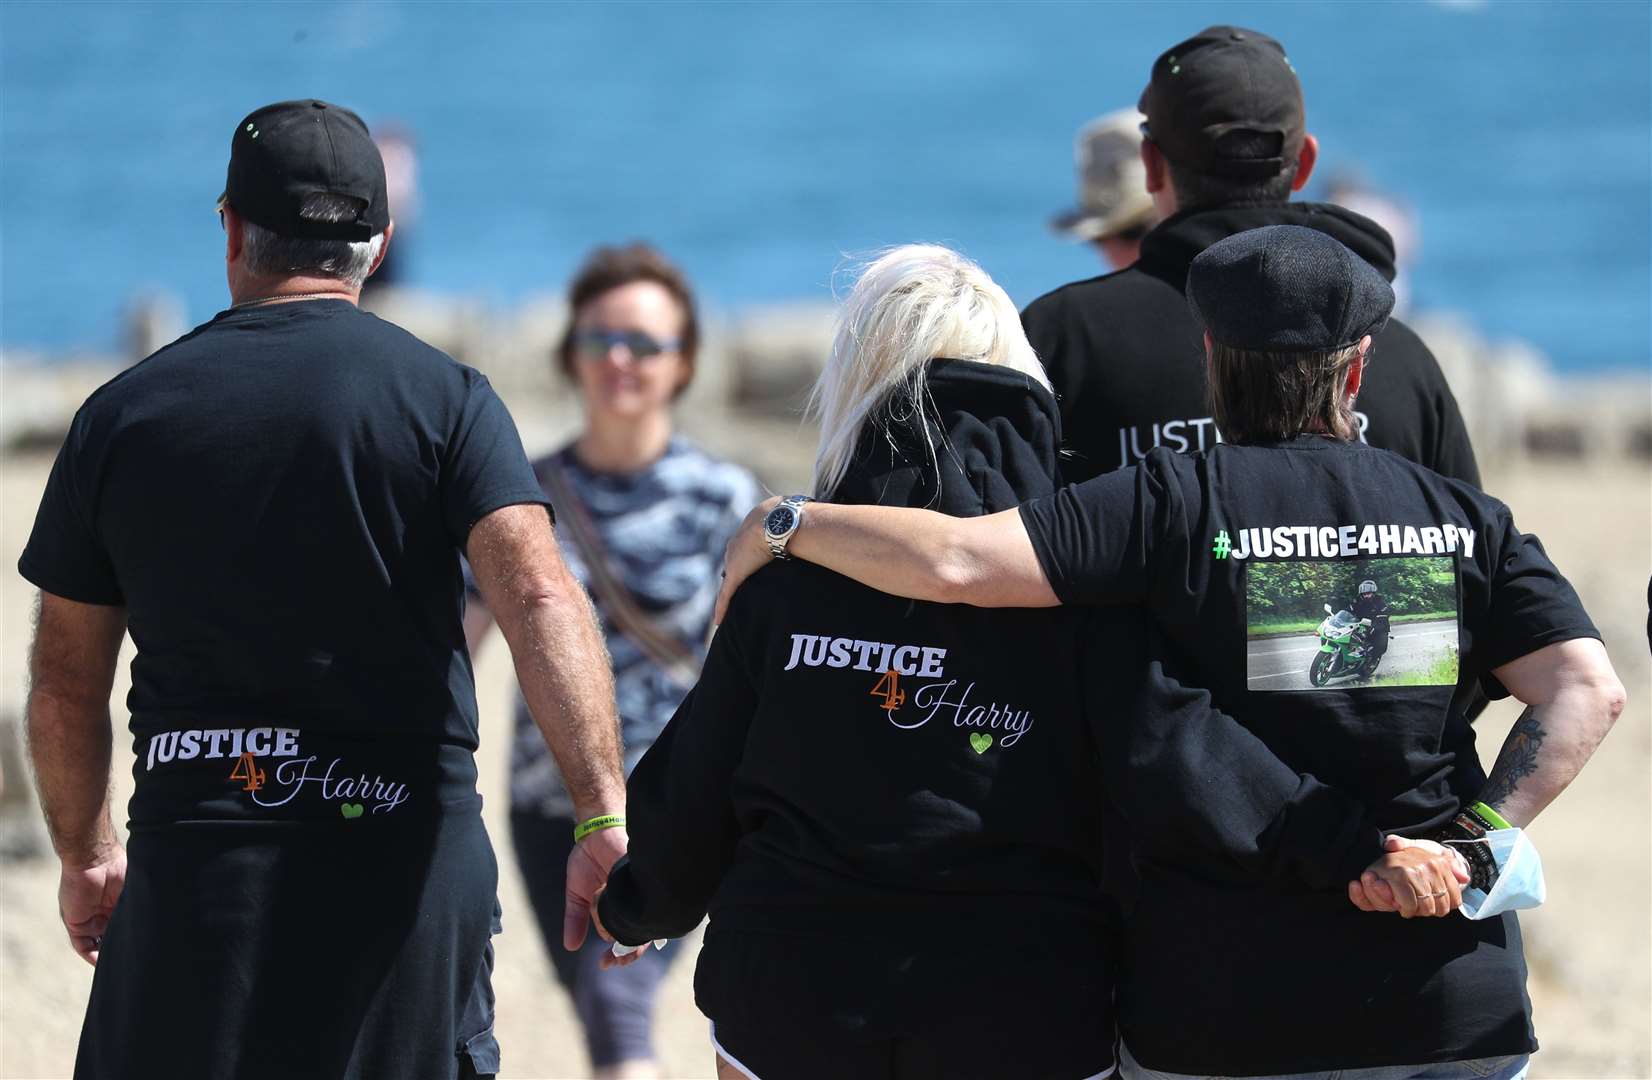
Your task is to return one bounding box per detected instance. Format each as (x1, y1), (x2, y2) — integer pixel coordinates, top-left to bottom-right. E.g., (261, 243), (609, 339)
(1186, 225), (1394, 351)
(224, 100), (389, 241)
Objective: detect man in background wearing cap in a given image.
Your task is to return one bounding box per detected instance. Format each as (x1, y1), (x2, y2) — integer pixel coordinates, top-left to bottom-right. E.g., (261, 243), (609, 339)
(19, 100), (627, 1079)
(1023, 25), (1479, 488)
(714, 223), (1621, 1080)
(1049, 109), (1161, 271)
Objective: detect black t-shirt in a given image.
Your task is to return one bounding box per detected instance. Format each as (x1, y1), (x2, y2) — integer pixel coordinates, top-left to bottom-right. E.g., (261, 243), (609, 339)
(1022, 201), (1482, 488)
(1019, 437), (1598, 1073)
(19, 300), (549, 827)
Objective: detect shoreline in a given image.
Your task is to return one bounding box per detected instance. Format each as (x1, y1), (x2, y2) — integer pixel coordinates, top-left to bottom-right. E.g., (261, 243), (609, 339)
(3, 289), (1650, 474)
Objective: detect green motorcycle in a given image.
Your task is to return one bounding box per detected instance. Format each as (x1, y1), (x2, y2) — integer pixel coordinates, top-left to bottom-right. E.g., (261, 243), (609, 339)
(1308, 604), (1381, 687)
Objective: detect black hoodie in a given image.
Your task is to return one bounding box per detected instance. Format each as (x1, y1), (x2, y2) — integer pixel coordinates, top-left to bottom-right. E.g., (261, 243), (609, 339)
(1022, 201), (1481, 486)
(598, 360), (1118, 1058)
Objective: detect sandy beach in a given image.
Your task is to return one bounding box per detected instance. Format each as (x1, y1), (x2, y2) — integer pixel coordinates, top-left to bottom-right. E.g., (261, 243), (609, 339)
(1, 422), (1647, 1078)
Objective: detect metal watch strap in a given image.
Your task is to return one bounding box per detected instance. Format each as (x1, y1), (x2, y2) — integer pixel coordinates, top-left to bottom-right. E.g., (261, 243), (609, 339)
(767, 495), (811, 560)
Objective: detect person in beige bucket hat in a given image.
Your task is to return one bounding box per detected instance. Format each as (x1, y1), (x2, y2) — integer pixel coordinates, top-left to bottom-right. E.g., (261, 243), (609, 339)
(1049, 108), (1161, 270)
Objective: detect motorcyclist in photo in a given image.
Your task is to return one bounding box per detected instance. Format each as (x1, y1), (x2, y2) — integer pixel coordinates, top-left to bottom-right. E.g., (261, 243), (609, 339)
(1351, 579), (1391, 663)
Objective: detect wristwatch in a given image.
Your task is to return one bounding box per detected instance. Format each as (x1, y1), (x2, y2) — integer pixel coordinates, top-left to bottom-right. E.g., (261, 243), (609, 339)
(763, 495), (813, 560)
(1431, 801), (1508, 892)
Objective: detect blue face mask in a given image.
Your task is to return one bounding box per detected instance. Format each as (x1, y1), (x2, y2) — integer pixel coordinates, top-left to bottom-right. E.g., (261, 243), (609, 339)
(1452, 828), (1546, 920)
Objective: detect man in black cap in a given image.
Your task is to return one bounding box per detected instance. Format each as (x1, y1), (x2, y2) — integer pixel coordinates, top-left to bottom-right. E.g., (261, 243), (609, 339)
(1022, 25), (1480, 488)
(21, 100), (629, 1079)
(714, 224), (1623, 1078)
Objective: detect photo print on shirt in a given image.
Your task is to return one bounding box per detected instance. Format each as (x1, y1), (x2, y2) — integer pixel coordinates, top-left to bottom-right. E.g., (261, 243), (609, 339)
(1243, 555), (1460, 692)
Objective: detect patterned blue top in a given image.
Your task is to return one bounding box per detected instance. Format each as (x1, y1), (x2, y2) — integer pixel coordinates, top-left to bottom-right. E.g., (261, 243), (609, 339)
(509, 436), (760, 818)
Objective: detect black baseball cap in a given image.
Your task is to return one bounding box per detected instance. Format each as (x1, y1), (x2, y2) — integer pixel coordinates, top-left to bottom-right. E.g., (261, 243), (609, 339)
(222, 100), (389, 241)
(1186, 225), (1394, 352)
(1138, 26), (1304, 179)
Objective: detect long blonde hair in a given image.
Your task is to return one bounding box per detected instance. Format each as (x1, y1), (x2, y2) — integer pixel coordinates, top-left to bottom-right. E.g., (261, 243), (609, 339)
(807, 244), (1049, 499)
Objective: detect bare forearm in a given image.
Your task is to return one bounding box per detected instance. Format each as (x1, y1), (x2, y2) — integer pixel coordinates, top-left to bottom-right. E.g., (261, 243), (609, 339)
(1481, 689), (1617, 827)
(26, 689), (115, 865)
(496, 580), (626, 821)
(1484, 638), (1625, 827)
(742, 500), (1053, 608)
(786, 503), (966, 603)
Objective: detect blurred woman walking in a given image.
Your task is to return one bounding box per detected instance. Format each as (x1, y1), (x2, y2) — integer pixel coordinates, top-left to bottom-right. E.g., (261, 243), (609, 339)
(467, 243), (758, 1080)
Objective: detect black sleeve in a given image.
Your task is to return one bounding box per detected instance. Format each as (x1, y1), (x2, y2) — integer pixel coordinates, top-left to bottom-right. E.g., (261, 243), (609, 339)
(597, 591), (761, 945)
(441, 372), (553, 547)
(1429, 373), (1481, 489)
(1018, 451), (1189, 605)
(17, 416), (123, 606)
(1022, 289), (1081, 400)
(1384, 319), (1482, 488)
(1472, 505), (1600, 681)
(1110, 656), (1386, 890)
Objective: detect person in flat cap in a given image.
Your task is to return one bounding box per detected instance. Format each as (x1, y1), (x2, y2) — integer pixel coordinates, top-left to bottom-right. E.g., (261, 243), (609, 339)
(1188, 222), (1394, 446)
(1049, 108), (1161, 270)
(1021, 24), (1478, 490)
(713, 227), (1622, 1079)
(20, 100), (629, 1080)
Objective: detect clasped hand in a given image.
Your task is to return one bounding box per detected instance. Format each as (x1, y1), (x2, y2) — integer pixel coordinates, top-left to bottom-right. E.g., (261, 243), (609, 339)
(1349, 834), (1471, 918)
(562, 825), (650, 970)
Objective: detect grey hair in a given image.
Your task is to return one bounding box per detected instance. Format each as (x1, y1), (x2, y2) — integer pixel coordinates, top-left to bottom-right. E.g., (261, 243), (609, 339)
(239, 192), (385, 289)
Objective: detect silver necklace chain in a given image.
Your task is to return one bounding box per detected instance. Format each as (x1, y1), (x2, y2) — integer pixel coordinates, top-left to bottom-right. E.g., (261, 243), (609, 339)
(232, 291), (352, 309)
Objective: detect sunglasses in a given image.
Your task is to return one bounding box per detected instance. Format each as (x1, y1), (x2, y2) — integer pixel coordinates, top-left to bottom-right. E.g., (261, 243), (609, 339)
(572, 330), (680, 361)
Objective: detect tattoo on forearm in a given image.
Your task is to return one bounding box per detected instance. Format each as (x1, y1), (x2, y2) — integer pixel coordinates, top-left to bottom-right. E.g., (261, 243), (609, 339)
(1481, 707), (1545, 810)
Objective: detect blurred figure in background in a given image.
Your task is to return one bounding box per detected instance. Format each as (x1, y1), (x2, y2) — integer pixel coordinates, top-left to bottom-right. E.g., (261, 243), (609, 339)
(1324, 170), (1420, 316)
(363, 123), (420, 294)
(1049, 108), (1160, 270)
(467, 244), (758, 1080)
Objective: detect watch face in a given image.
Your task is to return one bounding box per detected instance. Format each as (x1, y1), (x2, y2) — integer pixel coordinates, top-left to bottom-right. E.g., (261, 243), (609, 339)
(764, 505), (797, 538)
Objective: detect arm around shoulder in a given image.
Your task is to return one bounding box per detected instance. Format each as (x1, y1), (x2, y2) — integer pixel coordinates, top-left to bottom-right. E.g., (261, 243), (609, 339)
(716, 496), (1058, 619)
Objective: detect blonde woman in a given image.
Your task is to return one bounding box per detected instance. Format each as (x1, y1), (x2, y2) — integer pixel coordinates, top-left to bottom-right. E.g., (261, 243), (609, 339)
(594, 245), (1119, 1080)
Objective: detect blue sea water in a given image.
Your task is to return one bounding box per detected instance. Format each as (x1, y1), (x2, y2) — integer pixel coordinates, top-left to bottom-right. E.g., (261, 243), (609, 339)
(2, 0), (1648, 373)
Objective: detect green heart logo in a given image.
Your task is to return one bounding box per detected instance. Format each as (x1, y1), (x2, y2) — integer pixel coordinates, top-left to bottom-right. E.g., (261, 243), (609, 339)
(340, 803), (365, 819)
(969, 733), (992, 755)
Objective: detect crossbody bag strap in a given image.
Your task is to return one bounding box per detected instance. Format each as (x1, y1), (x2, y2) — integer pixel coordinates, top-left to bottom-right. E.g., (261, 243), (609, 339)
(538, 452), (702, 691)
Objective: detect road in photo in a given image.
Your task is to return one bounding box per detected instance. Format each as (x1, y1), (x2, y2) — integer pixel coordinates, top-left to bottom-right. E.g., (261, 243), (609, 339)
(1244, 555), (1460, 692)
(1246, 618), (1457, 692)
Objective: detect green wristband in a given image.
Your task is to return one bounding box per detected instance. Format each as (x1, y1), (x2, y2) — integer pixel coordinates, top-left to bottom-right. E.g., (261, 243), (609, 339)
(573, 814), (626, 843)
(1469, 801), (1512, 831)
